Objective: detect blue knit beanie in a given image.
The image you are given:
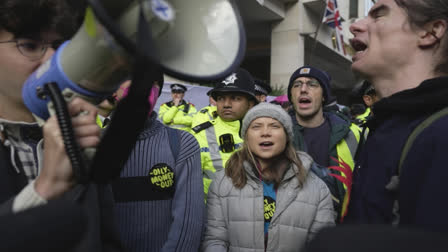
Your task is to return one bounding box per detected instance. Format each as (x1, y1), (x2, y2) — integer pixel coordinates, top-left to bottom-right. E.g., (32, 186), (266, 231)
(287, 66), (332, 105)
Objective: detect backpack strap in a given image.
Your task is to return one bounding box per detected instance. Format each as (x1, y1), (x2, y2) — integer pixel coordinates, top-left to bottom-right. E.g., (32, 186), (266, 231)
(386, 106), (448, 192)
(353, 123), (368, 161)
(399, 106), (448, 173)
(385, 106), (448, 226)
(166, 127), (180, 161)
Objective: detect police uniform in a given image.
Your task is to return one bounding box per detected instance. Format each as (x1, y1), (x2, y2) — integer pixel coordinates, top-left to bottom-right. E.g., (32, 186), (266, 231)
(192, 105), (217, 128)
(158, 83), (197, 132)
(254, 78), (272, 101)
(355, 81), (376, 138)
(191, 89), (218, 128)
(192, 68), (258, 195)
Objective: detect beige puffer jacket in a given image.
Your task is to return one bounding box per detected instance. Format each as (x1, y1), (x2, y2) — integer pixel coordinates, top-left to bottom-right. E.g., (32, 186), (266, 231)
(202, 151), (335, 252)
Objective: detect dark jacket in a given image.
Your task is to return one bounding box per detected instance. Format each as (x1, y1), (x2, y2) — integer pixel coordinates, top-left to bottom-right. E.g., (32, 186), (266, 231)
(0, 128), (122, 252)
(347, 77), (448, 232)
(0, 144), (28, 208)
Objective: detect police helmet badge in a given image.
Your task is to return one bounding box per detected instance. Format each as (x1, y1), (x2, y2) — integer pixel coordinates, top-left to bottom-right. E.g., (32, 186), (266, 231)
(222, 73), (238, 85)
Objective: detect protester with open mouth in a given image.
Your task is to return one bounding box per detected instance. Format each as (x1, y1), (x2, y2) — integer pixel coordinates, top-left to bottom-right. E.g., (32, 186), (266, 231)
(201, 103), (334, 252)
(287, 66), (362, 223)
(346, 0), (448, 232)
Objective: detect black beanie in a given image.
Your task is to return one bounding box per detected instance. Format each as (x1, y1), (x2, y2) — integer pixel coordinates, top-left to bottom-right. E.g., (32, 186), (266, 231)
(287, 66), (332, 105)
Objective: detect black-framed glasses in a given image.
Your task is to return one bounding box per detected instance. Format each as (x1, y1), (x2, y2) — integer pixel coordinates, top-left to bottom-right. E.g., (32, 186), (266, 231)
(0, 38), (64, 61)
(292, 80), (321, 89)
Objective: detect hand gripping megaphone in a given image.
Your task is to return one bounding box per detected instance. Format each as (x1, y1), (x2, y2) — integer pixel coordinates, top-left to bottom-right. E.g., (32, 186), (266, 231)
(22, 0), (246, 122)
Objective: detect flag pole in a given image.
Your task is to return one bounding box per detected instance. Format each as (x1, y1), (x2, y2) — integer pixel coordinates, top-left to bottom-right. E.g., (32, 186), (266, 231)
(309, 1), (327, 66)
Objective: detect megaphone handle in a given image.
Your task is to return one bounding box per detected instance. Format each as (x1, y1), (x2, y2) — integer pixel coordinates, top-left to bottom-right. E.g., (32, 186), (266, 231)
(43, 82), (90, 184)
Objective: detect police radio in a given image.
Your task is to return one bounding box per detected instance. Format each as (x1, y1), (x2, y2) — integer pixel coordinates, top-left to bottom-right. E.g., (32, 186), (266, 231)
(219, 133), (235, 153)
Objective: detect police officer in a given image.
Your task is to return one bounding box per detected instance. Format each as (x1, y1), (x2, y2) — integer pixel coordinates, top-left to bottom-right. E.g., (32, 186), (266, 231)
(355, 81), (379, 125)
(191, 89), (218, 129)
(158, 83), (197, 132)
(254, 78), (272, 102)
(192, 68), (258, 195)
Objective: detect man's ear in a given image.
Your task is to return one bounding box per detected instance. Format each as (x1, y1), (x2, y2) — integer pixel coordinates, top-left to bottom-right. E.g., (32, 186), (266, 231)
(363, 94), (372, 107)
(419, 19), (447, 47)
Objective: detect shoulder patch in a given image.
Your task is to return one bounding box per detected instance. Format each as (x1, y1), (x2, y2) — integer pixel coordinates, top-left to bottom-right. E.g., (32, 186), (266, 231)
(200, 108), (209, 113)
(192, 121), (213, 133)
(149, 163), (175, 190)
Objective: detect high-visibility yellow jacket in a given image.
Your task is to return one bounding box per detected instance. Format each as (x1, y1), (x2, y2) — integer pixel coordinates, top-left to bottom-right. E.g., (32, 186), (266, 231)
(96, 115), (110, 129)
(356, 107), (371, 125)
(292, 111), (362, 222)
(192, 116), (243, 195)
(191, 105), (217, 127)
(355, 107), (371, 138)
(334, 123), (362, 221)
(158, 100), (196, 133)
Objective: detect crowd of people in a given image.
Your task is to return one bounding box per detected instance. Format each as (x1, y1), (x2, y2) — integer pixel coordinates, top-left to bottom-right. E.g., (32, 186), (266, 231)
(1, 0), (448, 251)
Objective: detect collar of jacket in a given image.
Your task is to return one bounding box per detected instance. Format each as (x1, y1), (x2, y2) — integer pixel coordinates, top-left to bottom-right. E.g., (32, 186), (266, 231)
(138, 112), (164, 139)
(369, 76), (448, 129)
(242, 161), (297, 189)
(290, 111), (351, 150)
(0, 118), (42, 143)
(214, 116), (242, 132)
(167, 100), (187, 107)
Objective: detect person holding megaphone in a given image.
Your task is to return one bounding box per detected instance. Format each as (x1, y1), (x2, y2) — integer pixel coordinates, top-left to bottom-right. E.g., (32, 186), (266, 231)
(1, 0), (248, 250)
(0, 0), (122, 251)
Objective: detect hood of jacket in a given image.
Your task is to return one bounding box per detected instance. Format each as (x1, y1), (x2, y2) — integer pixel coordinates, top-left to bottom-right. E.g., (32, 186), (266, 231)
(369, 77), (448, 129)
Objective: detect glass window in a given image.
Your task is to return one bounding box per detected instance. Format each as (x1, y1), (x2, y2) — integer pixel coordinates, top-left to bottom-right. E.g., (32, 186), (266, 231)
(364, 0), (375, 17)
(350, 0), (358, 19)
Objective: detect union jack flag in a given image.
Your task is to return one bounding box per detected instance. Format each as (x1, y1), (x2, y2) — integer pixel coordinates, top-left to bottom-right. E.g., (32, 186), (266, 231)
(323, 0), (346, 55)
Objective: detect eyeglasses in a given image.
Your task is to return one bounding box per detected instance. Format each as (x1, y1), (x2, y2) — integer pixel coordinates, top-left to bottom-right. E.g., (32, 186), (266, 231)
(0, 38), (64, 61)
(292, 80), (321, 89)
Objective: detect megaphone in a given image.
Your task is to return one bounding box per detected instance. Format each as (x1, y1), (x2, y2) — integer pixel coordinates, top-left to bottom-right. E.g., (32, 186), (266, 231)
(22, 0), (246, 122)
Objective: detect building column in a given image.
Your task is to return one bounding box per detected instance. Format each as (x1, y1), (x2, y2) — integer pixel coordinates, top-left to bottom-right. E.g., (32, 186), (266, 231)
(270, 2), (306, 93)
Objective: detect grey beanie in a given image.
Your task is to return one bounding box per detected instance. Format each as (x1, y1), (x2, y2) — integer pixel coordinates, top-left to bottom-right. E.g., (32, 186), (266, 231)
(241, 103), (294, 142)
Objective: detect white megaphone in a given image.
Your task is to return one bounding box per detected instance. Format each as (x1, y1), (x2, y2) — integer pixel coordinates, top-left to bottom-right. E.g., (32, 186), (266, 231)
(22, 0), (246, 122)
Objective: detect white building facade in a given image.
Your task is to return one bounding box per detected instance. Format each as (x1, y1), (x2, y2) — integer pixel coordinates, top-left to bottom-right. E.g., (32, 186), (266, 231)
(235, 0), (375, 103)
